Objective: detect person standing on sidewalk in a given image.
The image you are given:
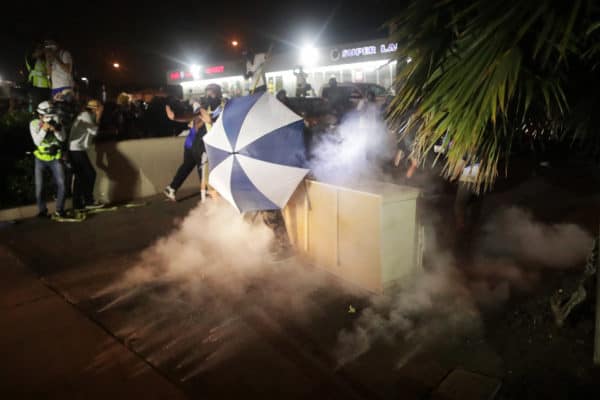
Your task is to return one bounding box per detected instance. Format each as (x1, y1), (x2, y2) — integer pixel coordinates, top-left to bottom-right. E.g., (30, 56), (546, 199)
(30, 101), (66, 218)
(69, 99), (104, 210)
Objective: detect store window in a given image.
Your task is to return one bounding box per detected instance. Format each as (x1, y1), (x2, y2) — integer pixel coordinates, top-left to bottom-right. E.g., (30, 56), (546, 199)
(354, 70), (365, 82)
(312, 71), (324, 94)
(378, 67), (392, 89)
(342, 69), (352, 82)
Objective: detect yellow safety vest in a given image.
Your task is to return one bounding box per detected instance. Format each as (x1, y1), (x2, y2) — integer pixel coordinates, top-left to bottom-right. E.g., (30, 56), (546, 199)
(26, 58), (51, 89)
(32, 120), (62, 161)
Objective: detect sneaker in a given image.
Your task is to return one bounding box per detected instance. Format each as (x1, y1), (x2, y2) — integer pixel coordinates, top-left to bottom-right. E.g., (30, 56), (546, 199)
(85, 201), (105, 210)
(37, 211), (49, 218)
(163, 186), (176, 201)
(53, 210), (68, 219)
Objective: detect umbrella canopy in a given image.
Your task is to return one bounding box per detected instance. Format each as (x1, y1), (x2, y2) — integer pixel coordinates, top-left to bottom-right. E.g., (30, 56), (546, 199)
(203, 92), (309, 212)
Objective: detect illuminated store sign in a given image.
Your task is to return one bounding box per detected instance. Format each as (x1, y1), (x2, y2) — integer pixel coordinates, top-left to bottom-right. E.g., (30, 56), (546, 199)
(380, 42), (398, 53)
(205, 65), (225, 74)
(169, 65), (226, 81)
(334, 42), (399, 60)
(342, 46), (377, 58)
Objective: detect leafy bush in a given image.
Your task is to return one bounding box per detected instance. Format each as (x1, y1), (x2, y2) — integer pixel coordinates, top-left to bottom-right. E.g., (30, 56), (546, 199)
(0, 110), (34, 157)
(0, 110), (37, 209)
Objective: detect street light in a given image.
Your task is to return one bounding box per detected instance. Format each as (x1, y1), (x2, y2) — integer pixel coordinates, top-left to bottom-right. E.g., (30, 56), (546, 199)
(81, 77), (88, 82)
(190, 63), (201, 80)
(113, 62), (120, 69)
(299, 44), (319, 67)
(231, 40), (239, 47)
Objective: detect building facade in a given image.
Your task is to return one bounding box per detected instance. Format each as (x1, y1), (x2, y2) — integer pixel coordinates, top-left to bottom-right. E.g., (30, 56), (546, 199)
(167, 38), (403, 100)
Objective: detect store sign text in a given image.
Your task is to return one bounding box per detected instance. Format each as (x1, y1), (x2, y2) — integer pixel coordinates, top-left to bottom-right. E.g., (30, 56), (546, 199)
(205, 65), (225, 74)
(342, 46), (376, 58)
(169, 71), (193, 81)
(380, 42), (398, 53)
(169, 65), (225, 81)
(339, 42), (399, 59)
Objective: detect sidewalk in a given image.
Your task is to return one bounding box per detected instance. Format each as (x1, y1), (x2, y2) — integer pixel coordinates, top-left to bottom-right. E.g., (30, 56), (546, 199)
(0, 191), (509, 400)
(0, 245), (186, 399)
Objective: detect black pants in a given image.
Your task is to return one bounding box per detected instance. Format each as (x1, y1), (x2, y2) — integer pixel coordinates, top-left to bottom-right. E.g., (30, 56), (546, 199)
(261, 210), (291, 250)
(70, 150), (97, 208)
(170, 147), (201, 190)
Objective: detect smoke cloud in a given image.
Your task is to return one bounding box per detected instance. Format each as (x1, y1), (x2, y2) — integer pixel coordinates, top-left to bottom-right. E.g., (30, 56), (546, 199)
(334, 206), (593, 366)
(98, 201), (273, 298)
(95, 200), (349, 379)
(476, 207), (592, 269)
(308, 106), (396, 184)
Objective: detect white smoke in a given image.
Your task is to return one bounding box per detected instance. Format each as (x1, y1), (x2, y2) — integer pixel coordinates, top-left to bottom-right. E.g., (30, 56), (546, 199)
(95, 200), (348, 379)
(334, 207), (593, 366)
(476, 207), (592, 269)
(98, 201), (274, 298)
(309, 106), (396, 184)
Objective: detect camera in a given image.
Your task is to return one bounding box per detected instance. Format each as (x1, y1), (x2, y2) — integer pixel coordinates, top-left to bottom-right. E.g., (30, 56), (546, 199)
(47, 119), (63, 132)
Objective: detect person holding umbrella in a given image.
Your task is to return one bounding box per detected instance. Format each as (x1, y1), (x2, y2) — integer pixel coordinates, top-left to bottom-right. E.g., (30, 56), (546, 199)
(203, 91), (310, 261)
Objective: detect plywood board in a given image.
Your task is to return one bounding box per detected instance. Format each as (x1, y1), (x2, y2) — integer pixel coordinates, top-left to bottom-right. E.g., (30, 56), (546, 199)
(306, 181), (338, 271)
(338, 190), (382, 292)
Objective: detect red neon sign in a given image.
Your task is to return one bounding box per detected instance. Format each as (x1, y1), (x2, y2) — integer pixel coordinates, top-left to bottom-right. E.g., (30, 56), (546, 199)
(169, 71), (194, 80)
(205, 65), (225, 74)
(169, 66), (224, 81)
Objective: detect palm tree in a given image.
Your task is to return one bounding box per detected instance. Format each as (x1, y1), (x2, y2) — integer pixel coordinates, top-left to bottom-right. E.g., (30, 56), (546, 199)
(387, 0), (600, 191)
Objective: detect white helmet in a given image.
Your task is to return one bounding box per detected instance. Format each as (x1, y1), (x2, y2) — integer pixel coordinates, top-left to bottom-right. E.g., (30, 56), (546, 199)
(36, 101), (53, 115)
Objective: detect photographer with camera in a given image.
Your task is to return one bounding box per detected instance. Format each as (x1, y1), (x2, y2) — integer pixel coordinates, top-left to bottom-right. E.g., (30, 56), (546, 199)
(43, 40), (74, 101)
(30, 101), (67, 218)
(69, 99), (104, 210)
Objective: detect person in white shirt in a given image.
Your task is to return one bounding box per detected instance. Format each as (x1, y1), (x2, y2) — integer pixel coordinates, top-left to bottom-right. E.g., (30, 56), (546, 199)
(69, 99), (104, 210)
(43, 40), (74, 99)
(30, 101), (67, 218)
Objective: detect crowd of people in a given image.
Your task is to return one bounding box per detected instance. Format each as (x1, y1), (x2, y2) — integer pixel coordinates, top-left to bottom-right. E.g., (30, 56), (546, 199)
(17, 40), (463, 257)
(30, 98), (104, 218)
(21, 39), (103, 219)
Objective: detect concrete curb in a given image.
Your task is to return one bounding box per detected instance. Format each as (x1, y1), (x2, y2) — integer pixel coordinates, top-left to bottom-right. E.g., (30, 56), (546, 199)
(0, 199), (73, 222)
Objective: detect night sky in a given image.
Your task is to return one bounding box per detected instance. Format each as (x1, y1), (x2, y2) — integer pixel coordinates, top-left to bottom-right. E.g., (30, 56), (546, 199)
(0, 0), (399, 88)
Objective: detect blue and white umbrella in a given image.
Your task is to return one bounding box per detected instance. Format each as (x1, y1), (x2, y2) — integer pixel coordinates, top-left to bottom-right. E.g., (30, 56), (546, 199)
(203, 92), (309, 213)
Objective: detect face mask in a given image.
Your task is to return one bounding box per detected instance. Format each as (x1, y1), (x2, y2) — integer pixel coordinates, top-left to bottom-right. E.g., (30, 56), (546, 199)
(206, 96), (221, 110)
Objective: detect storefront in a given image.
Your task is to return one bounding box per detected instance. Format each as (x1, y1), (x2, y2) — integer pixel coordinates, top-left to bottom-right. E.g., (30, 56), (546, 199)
(167, 60), (246, 100)
(167, 38), (402, 100)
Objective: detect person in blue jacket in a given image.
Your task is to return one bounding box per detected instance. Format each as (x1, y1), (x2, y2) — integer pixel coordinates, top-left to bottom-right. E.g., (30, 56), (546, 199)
(164, 84), (223, 202)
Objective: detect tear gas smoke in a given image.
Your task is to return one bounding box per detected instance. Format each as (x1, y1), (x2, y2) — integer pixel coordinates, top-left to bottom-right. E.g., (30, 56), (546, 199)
(335, 207), (593, 366)
(98, 201), (273, 297)
(95, 200), (346, 378)
(477, 207), (592, 269)
(309, 106), (396, 184)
